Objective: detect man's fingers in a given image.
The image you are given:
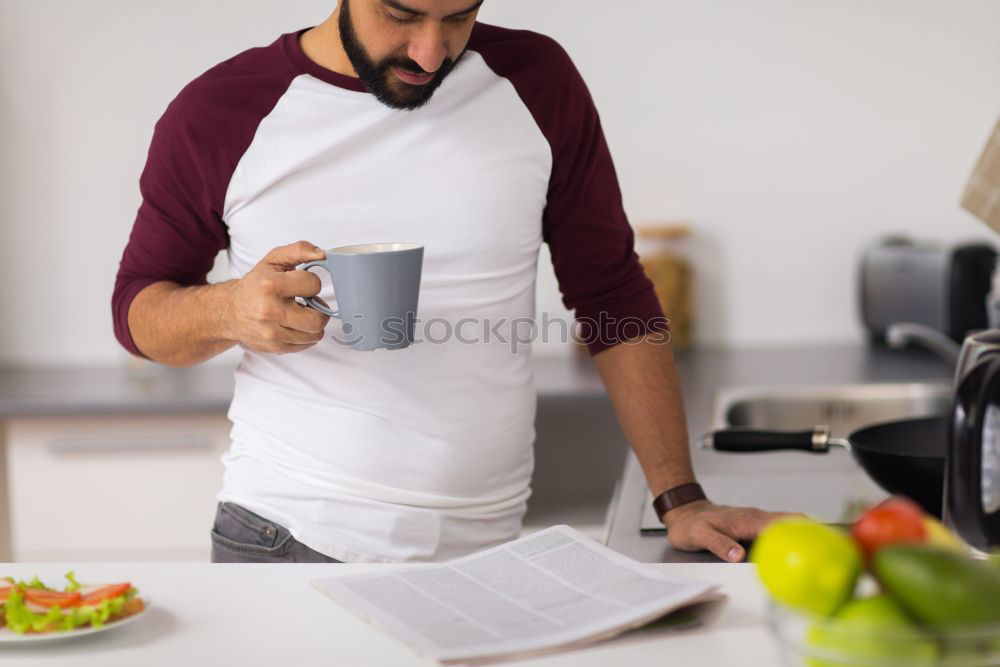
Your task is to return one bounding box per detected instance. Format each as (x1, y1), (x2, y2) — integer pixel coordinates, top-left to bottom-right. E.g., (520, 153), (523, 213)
(732, 510), (807, 537)
(255, 324), (323, 346)
(691, 521), (747, 563)
(268, 269), (323, 298)
(275, 324), (323, 345)
(706, 509), (805, 561)
(263, 241), (326, 270)
(281, 303), (329, 334)
(709, 509), (770, 543)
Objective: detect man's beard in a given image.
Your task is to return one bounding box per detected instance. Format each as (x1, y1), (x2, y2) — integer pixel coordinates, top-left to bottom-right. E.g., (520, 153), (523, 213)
(339, 0), (459, 111)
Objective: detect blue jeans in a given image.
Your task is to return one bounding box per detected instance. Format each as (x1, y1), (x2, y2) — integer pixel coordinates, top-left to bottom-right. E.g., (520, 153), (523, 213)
(210, 502), (342, 563)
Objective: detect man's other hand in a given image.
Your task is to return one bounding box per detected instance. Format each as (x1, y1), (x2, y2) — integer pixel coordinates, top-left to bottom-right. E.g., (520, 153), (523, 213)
(664, 500), (805, 563)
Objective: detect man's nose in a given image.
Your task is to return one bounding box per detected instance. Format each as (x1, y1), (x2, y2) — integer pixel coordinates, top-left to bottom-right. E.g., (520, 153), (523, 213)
(406, 22), (447, 73)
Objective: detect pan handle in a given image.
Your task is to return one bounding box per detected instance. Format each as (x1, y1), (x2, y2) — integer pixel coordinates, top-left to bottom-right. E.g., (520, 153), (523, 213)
(698, 427), (832, 453)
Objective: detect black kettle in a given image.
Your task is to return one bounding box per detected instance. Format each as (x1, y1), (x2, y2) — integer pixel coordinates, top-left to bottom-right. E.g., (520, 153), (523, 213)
(946, 330), (1000, 550)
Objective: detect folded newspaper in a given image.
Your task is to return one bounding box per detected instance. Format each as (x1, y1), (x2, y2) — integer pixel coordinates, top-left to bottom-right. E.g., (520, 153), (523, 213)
(312, 525), (721, 664)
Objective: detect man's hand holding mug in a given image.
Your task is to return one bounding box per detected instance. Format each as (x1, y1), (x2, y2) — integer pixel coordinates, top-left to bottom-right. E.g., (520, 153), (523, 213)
(225, 239), (424, 355)
(227, 241), (330, 355)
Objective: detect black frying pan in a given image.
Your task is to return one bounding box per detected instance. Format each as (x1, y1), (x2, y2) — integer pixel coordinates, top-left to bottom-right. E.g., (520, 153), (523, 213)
(699, 416), (947, 517)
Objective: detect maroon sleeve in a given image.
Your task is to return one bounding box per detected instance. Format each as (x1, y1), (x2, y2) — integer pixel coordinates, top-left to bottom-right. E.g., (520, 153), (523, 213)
(112, 98), (229, 358)
(469, 24), (667, 355)
(112, 35), (302, 357)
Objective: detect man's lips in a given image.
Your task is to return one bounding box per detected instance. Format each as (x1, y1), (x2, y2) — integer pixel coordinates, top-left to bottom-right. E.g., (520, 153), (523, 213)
(393, 66), (433, 85)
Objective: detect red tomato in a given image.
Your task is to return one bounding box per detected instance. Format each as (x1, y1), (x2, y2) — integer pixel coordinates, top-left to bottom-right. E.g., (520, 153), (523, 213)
(23, 589), (82, 608)
(0, 587), (11, 602)
(851, 496), (928, 558)
(79, 583), (131, 606)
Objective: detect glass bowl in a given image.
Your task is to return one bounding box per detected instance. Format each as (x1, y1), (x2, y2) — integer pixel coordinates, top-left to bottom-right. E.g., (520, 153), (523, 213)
(766, 600), (1000, 666)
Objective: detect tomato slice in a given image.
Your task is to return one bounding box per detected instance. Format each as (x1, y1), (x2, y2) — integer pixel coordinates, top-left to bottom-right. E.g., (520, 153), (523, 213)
(0, 586), (11, 602)
(23, 588), (82, 608)
(79, 583), (131, 606)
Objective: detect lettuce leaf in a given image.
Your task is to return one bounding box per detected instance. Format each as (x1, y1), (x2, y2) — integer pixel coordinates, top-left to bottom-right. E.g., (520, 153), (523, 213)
(63, 571), (81, 593)
(3, 591), (133, 634)
(24, 576), (50, 591)
(80, 595), (127, 629)
(2, 590), (67, 634)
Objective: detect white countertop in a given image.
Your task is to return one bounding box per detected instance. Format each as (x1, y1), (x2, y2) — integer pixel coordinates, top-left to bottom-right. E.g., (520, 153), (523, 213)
(0, 562), (783, 666)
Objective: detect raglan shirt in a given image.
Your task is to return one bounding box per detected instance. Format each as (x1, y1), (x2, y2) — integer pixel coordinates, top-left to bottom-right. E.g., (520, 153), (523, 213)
(113, 23), (666, 562)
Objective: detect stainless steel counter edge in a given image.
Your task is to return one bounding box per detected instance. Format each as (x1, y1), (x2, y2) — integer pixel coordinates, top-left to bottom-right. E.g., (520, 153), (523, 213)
(604, 343), (954, 563)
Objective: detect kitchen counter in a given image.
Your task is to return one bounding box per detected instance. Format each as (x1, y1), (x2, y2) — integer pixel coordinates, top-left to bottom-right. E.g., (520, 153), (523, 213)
(0, 561), (783, 666)
(0, 344), (957, 566)
(0, 356), (617, 564)
(0, 356), (608, 416)
(0, 355), (624, 563)
(606, 343), (955, 563)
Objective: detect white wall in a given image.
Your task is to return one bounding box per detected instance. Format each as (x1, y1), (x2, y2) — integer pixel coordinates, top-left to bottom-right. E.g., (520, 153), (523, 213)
(1, 1), (998, 366)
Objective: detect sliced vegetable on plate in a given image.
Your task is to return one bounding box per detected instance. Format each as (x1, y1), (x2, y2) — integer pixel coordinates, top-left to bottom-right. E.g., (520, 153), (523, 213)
(0, 571), (145, 635)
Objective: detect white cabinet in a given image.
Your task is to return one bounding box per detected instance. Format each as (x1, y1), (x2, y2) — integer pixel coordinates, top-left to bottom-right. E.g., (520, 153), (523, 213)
(5, 414), (231, 562)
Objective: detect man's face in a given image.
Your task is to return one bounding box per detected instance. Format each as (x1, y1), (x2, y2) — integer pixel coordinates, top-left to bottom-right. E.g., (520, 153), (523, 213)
(339, 0), (483, 110)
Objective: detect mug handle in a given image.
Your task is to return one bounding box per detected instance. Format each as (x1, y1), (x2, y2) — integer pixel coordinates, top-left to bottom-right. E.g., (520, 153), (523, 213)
(296, 260), (340, 318)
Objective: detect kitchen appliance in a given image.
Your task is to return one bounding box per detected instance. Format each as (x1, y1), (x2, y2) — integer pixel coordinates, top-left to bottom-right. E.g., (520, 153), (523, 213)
(941, 116), (1000, 550)
(699, 417), (947, 517)
(945, 329), (1000, 550)
(859, 237), (996, 343)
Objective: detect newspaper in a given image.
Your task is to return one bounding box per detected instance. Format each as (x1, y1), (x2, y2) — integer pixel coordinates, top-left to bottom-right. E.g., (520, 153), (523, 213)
(312, 525), (720, 664)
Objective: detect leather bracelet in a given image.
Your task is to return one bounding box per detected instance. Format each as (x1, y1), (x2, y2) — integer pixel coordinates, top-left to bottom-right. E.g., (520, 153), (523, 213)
(652, 482), (707, 523)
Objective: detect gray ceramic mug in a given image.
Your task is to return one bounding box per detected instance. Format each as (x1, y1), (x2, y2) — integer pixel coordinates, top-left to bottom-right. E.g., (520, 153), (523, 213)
(297, 243), (423, 351)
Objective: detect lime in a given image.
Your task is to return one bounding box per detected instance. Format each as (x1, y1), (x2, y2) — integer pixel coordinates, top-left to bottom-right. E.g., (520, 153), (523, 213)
(805, 595), (937, 667)
(751, 518), (861, 616)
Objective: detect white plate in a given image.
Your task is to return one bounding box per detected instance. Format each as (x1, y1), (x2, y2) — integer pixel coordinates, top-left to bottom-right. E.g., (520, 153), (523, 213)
(0, 596), (150, 643)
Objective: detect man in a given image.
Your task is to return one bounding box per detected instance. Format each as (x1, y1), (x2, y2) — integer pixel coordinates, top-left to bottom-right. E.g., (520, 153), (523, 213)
(113, 0), (789, 564)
